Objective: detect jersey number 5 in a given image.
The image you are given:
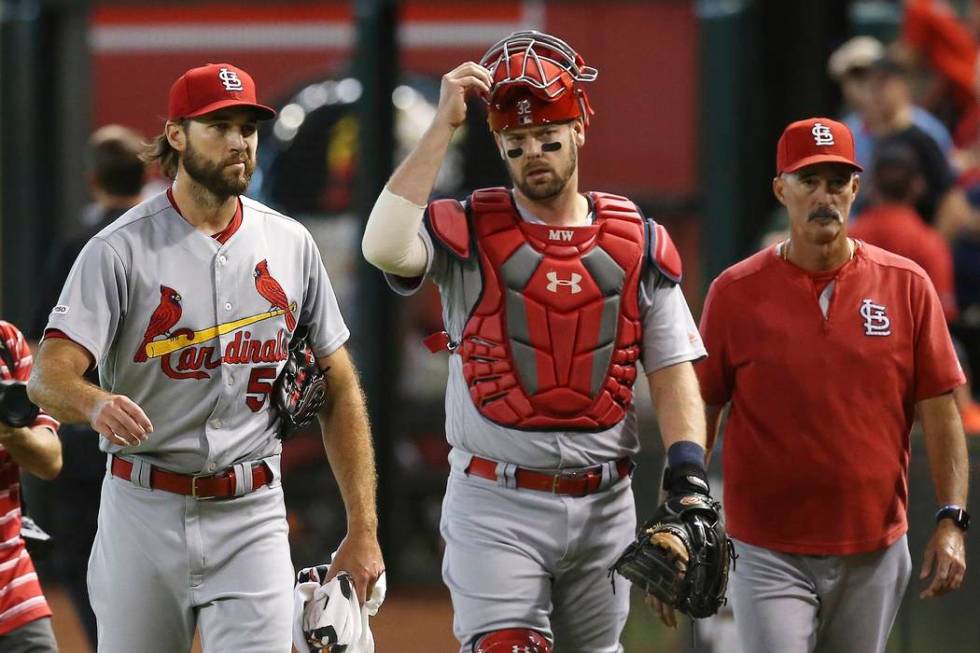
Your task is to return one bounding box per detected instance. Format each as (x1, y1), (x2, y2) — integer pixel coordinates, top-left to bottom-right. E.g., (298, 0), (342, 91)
(245, 366), (277, 412)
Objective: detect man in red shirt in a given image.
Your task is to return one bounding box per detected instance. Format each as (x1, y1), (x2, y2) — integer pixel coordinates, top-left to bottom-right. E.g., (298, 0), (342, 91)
(697, 117), (969, 653)
(0, 321), (61, 651)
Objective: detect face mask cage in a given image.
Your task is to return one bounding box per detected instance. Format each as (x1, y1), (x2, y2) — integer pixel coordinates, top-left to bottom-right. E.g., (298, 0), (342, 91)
(479, 30), (598, 101)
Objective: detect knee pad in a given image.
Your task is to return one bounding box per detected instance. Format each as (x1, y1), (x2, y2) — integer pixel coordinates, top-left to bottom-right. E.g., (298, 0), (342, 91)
(473, 628), (552, 653)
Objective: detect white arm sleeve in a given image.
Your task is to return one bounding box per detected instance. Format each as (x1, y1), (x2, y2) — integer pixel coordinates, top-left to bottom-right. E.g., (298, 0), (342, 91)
(361, 186), (429, 277)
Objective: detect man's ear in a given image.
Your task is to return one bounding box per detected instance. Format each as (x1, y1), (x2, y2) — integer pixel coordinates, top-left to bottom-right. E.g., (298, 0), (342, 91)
(493, 132), (506, 160)
(572, 118), (585, 148)
(166, 121), (186, 152)
(772, 175), (787, 206)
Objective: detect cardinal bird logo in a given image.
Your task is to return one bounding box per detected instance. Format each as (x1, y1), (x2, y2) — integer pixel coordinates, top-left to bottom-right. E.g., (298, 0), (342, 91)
(253, 259), (296, 332)
(134, 285), (183, 362)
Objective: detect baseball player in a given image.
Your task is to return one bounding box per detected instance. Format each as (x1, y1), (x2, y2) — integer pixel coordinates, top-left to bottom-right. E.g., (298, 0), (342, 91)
(27, 63), (383, 652)
(0, 320), (61, 652)
(696, 117), (969, 653)
(362, 31), (711, 652)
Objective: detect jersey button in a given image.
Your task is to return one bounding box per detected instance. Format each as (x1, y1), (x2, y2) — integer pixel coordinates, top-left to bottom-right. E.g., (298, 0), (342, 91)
(218, 255), (227, 265)
(224, 302), (232, 311)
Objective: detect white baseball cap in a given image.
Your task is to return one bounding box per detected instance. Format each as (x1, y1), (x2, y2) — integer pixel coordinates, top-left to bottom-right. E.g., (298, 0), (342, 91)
(827, 36), (885, 81)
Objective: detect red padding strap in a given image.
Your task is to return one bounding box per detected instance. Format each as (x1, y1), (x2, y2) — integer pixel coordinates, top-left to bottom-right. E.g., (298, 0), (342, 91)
(426, 199), (470, 259)
(648, 220), (682, 284)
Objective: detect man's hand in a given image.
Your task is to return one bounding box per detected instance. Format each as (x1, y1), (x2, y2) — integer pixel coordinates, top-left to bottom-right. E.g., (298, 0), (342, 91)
(325, 529), (384, 605)
(88, 395), (153, 446)
(646, 594), (678, 629)
(920, 520), (967, 598)
(436, 62), (493, 129)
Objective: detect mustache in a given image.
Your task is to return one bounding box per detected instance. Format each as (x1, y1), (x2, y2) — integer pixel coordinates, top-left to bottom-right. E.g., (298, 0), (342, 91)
(808, 206), (841, 221)
(523, 164), (552, 175)
(225, 154), (251, 166)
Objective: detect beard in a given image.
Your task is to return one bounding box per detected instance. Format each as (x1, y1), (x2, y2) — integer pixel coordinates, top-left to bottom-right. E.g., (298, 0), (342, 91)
(181, 139), (255, 199)
(510, 135), (577, 201)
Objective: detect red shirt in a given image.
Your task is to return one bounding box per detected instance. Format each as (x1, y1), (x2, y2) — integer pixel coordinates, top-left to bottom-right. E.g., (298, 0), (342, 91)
(0, 321), (58, 634)
(697, 243), (965, 555)
(850, 203), (957, 320)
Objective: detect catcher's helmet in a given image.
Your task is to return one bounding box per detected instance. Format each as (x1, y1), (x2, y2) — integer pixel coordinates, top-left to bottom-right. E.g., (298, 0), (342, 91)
(479, 30), (597, 132)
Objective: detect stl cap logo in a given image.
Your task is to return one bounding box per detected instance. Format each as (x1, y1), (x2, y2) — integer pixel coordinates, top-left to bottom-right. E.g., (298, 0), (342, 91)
(546, 271), (582, 294)
(811, 122), (835, 146)
(218, 67), (244, 92)
(860, 298), (891, 336)
(517, 98), (533, 125)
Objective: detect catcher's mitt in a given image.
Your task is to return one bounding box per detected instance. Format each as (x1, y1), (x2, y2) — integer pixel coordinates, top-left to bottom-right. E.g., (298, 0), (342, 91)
(273, 326), (327, 440)
(612, 493), (732, 618)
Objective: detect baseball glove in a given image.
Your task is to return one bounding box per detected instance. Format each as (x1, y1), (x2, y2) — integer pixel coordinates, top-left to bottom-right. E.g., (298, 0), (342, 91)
(273, 326), (327, 440)
(612, 492), (732, 618)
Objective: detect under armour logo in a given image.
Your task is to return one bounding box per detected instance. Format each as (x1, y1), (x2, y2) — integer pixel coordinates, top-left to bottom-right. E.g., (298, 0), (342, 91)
(860, 299), (891, 336)
(546, 271), (582, 294)
(811, 122), (834, 146)
(517, 98), (533, 125)
(218, 67), (244, 92)
(548, 229), (574, 242)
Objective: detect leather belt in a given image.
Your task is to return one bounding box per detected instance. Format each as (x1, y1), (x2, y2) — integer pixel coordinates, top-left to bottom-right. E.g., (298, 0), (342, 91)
(110, 456), (273, 500)
(465, 456), (633, 498)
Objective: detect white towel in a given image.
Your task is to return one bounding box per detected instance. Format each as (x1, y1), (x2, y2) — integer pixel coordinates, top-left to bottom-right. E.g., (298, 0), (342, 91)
(292, 558), (387, 653)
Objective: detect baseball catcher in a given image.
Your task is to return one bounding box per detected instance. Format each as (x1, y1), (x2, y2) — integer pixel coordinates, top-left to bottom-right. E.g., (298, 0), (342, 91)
(612, 463), (733, 619)
(274, 326), (327, 440)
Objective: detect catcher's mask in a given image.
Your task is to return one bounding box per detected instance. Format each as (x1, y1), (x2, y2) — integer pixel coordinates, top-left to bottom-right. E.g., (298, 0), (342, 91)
(480, 30), (597, 132)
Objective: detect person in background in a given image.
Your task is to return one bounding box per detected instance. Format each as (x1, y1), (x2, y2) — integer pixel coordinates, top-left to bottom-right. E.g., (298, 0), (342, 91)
(0, 320), (62, 652)
(26, 125), (147, 648)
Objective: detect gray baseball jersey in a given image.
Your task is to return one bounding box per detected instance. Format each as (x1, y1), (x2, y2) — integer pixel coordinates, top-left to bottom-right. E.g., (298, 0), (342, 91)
(47, 190), (348, 473)
(45, 189), (348, 653)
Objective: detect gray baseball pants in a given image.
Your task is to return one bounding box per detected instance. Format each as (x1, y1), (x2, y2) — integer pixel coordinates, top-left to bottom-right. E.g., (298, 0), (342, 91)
(729, 535), (911, 653)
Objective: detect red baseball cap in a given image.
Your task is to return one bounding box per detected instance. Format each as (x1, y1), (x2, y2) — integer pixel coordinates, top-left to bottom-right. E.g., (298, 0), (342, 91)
(776, 117), (862, 174)
(168, 63), (276, 121)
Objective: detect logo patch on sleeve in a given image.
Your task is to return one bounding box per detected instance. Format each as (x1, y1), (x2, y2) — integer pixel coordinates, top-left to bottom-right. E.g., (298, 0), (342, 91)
(52, 305), (69, 315)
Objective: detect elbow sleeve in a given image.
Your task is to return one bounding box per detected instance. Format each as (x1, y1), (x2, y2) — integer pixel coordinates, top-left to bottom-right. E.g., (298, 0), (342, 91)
(362, 186), (429, 277)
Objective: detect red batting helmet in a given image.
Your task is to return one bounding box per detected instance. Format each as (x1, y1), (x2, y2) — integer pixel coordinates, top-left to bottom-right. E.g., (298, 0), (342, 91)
(479, 30), (597, 132)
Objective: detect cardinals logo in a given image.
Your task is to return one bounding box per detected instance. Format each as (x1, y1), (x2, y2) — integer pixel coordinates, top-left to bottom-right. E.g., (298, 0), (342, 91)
(254, 259), (297, 332)
(134, 263), (297, 383)
(134, 286), (188, 363)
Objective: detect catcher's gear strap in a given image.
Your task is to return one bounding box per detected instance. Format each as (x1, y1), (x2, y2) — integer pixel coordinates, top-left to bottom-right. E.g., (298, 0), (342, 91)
(646, 219), (682, 285)
(473, 629), (552, 653)
(425, 198), (470, 260)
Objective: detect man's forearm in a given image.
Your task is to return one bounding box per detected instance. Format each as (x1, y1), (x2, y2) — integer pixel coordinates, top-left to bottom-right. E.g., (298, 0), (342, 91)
(920, 393), (969, 506)
(319, 382), (379, 534)
(387, 121), (456, 205)
(27, 358), (107, 426)
(0, 426), (62, 480)
(704, 404), (725, 465)
(648, 362), (707, 450)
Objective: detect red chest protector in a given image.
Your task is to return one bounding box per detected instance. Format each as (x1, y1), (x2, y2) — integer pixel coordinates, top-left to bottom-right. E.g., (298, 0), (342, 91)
(426, 187), (680, 432)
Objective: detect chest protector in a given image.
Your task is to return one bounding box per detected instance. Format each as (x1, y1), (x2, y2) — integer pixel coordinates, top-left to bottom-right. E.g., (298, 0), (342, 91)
(428, 187), (668, 432)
